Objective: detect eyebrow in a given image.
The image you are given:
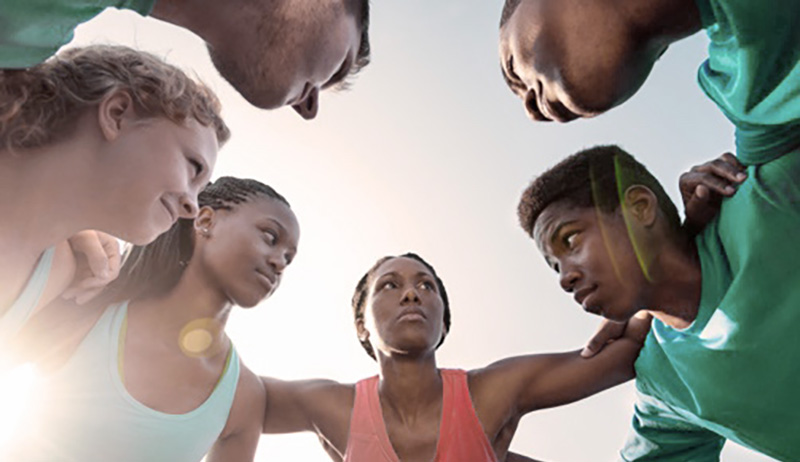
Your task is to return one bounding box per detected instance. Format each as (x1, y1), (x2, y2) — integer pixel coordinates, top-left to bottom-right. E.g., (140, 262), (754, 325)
(376, 270), (433, 281)
(547, 219), (577, 247)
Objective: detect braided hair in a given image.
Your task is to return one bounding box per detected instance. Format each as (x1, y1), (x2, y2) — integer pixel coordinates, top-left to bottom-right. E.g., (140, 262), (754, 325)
(351, 253), (451, 360)
(94, 177), (289, 306)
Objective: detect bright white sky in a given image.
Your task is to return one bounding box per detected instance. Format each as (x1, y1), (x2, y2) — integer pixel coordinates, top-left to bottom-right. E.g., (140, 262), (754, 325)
(64, 1), (775, 461)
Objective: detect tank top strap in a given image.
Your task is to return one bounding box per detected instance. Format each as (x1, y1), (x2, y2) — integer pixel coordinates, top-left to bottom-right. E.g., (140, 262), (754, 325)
(25, 300), (242, 462)
(344, 375), (399, 462)
(0, 246), (56, 341)
(436, 369), (498, 462)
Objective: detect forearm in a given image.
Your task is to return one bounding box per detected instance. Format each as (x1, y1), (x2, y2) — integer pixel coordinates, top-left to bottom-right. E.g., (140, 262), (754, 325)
(513, 340), (641, 413)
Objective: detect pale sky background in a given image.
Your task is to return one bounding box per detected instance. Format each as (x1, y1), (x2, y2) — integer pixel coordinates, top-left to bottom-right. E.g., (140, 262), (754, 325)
(54, 1), (775, 461)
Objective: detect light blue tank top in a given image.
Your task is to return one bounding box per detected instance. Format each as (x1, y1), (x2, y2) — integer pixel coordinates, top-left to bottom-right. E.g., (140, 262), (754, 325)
(0, 246), (55, 342)
(4, 301), (240, 462)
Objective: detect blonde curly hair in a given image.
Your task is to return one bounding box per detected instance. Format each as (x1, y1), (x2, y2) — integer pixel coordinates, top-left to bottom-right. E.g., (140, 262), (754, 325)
(0, 45), (230, 152)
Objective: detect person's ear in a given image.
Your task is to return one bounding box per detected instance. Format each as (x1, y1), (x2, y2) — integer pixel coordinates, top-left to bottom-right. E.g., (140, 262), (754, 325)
(356, 318), (370, 344)
(194, 206), (217, 238)
(623, 185), (658, 227)
(97, 90), (136, 141)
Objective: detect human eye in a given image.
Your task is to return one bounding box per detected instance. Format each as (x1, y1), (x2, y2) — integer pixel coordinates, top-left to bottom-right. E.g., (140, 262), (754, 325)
(561, 230), (579, 250)
(262, 229), (278, 245)
(188, 157), (203, 178)
(419, 280), (435, 291)
(379, 280), (397, 291)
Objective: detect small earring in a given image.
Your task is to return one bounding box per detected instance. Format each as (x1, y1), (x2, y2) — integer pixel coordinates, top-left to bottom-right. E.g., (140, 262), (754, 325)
(200, 228), (210, 237)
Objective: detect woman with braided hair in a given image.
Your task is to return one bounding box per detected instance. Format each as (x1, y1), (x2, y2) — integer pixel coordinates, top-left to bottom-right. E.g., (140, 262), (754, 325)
(0, 44), (229, 342)
(7, 176), (298, 462)
(255, 252), (649, 462)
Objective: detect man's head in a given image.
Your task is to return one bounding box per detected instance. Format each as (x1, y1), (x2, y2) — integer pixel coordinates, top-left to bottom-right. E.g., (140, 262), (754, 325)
(518, 145), (683, 321)
(204, 0), (371, 120)
(498, 0), (669, 122)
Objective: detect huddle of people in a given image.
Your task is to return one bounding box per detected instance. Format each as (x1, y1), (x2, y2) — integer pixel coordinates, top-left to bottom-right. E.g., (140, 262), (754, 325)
(0, 0), (797, 461)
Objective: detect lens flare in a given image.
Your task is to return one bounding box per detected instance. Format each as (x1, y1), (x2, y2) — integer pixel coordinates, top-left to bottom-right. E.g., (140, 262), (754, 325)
(0, 362), (41, 449)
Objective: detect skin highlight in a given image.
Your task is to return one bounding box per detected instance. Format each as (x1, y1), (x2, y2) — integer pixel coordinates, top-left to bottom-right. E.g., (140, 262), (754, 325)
(498, 0), (702, 121)
(151, 0), (365, 119)
(533, 188), (702, 329)
(0, 94), (218, 320)
(13, 192), (300, 461)
(257, 254), (649, 461)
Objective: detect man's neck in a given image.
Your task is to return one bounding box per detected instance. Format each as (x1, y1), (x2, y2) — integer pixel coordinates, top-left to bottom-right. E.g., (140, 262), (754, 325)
(616, 0), (703, 47)
(150, 0), (254, 43)
(645, 236), (703, 329)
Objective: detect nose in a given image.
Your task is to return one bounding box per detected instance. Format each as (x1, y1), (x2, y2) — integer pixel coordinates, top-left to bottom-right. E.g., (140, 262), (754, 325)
(524, 88), (547, 122)
(401, 286), (421, 305)
(559, 264), (581, 293)
(292, 86), (319, 120)
(267, 251), (289, 275)
(177, 194), (199, 219)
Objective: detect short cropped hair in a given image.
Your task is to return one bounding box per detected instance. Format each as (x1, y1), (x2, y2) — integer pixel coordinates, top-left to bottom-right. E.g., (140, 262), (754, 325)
(518, 145), (681, 237)
(351, 253), (451, 361)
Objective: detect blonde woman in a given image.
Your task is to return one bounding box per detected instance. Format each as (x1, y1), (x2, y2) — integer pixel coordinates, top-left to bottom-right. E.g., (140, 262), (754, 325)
(0, 45), (229, 342)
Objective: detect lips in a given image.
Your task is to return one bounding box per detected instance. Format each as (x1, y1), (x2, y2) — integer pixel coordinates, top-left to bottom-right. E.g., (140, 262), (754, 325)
(574, 285), (598, 309)
(255, 268), (276, 291)
(397, 306), (427, 322)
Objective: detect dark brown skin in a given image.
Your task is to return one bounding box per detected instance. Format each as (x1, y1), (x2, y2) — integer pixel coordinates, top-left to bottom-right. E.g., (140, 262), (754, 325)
(258, 257), (649, 461)
(14, 196), (300, 462)
(578, 153), (746, 356)
(499, 0), (703, 122)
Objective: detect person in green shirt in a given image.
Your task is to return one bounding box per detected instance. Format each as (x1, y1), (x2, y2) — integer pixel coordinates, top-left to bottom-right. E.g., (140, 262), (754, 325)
(517, 144), (800, 461)
(497, 0), (800, 164)
(0, 0), (372, 120)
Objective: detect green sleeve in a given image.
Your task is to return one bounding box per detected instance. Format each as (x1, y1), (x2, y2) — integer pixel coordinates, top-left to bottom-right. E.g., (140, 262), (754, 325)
(620, 393), (724, 462)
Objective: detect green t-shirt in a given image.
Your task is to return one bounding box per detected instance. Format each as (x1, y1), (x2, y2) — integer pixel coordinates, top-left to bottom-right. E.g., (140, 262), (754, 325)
(0, 0), (156, 69)
(624, 148), (800, 461)
(695, 0), (800, 165)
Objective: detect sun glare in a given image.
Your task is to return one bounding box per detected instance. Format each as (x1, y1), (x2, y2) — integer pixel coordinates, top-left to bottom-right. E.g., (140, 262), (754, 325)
(0, 363), (41, 449)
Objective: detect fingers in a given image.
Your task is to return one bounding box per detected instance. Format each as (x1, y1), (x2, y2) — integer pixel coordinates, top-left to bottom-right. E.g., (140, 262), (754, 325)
(684, 152), (747, 197)
(683, 186), (721, 235)
(683, 171), (736, 197)
(679, 152), (748, 235)
(68, 231), (109, 278)
(581, 319), (627, 358)
(625, 311), (653, 343)
(65, 231), (122, 305)
(98, 232), (122, 281)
